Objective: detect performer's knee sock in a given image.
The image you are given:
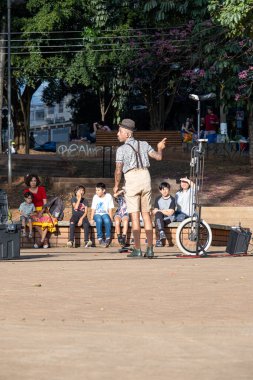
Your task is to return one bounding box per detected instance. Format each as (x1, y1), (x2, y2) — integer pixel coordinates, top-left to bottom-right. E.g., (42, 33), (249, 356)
(145, 229), (153, 247)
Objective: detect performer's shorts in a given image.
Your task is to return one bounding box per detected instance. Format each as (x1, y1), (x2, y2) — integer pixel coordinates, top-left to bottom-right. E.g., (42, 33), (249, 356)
(124, 168), (151, 213)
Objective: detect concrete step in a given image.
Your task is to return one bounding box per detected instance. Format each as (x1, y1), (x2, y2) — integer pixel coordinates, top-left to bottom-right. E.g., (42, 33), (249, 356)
(0, 154), (114, 178)
(0, 154), (72, 177)
(202, 207), (253, 231)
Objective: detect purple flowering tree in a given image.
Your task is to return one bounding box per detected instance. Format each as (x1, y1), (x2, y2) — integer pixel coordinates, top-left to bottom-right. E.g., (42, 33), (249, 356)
(125, 24), (198, 130)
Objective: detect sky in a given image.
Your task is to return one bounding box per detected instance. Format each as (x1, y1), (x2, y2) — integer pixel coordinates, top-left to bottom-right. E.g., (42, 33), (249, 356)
(31, 82), (48, 105)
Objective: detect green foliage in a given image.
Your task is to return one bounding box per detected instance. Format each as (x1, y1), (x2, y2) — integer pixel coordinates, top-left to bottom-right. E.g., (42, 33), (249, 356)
(143, 0), (210, 23)
(6, 0), (253, 134)
(208, 0), (253, 36)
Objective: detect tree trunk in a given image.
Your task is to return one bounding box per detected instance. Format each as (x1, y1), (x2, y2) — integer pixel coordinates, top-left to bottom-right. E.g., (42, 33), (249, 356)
(0, 17), (6, 154)
(21, 84), (41, 154)
(12, 81), (41, 153)
(219, 87), (227, 124)
(149, 103), (160, 130)
(146, 87), (176, 130)
(98, 83), (106, 121)
(98, 83), (114, 123)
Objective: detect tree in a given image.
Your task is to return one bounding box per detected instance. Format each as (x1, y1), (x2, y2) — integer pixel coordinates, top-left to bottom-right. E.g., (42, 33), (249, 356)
(208, 0), (253, 165)
(128, 0), (220, 129)
(208, 0), (253, 36)
(124, 26), (196, 129)
(14, 0), (137, 138)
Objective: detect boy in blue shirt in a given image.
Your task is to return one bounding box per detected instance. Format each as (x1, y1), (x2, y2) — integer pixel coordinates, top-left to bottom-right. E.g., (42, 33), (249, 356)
(90, 182), (114, 247)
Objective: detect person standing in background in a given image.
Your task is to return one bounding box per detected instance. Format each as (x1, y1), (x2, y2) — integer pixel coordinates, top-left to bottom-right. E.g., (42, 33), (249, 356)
(204, 107), (219, 140)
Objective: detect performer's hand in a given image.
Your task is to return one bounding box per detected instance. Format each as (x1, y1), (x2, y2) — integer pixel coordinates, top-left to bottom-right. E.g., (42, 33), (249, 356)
(113, 186), (119, 194)
(157, 138), (167, 150)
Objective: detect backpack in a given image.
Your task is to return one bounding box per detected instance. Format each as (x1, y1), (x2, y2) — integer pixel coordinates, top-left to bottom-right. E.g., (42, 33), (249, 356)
(44, 197), (65, 221)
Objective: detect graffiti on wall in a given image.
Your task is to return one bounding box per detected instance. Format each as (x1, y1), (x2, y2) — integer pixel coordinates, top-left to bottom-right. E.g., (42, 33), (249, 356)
(57, 142), (115, 157)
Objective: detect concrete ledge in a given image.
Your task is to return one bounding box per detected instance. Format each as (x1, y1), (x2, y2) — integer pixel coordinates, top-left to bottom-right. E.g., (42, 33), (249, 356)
(57, 220), (232, 230)
(21, 221), (232, 248)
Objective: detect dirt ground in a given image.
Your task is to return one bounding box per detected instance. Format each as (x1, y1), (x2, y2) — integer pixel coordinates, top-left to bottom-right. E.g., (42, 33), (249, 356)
(1, 246), (253, 380)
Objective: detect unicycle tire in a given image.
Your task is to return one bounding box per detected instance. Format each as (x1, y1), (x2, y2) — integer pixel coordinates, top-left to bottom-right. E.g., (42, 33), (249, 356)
(176, 217), (212, 256)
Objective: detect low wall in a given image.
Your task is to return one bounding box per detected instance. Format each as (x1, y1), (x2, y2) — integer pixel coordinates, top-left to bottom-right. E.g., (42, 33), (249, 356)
(183, 142), (249, 160)
(56, 142), (116, 158)
(56, 142), (179, 159)
(20, 222), (231, 249)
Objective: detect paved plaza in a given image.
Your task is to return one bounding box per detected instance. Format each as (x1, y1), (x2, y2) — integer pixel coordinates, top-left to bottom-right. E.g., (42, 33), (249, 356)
(0, 246), (253, 380)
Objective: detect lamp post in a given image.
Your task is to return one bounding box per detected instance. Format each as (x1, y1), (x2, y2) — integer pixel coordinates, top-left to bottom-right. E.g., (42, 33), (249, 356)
(7, 0), (12, 185)
(189, 93), (216, 139)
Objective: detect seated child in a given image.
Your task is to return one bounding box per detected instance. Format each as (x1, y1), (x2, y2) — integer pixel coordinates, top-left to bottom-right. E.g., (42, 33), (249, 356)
(19, 191), (36, 238)
(67, 185), (91, 248)
(181, 117), (196, 143)
(175, 177), (195, 222)
(113, 189), (129, 247)
(90, 182), (114, 247)
(152, 182), (175, 247)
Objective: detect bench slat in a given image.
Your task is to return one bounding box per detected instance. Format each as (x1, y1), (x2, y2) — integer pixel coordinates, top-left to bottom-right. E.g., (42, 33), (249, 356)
(96, 130), (182, 147)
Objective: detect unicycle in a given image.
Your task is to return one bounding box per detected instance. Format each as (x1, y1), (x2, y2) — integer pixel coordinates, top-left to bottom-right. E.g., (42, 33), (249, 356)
(176, 139), (212, 255)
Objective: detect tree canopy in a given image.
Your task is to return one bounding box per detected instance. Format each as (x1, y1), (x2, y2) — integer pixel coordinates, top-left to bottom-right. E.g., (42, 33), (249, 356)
(1, 0), (253, 153)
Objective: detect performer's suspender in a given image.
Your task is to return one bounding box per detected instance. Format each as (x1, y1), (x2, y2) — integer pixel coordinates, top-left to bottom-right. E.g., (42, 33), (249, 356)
(125, 141), (144, 169)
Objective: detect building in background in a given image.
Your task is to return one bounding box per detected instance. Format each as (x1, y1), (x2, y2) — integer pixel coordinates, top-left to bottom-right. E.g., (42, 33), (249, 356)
(30, 94), (73, 145)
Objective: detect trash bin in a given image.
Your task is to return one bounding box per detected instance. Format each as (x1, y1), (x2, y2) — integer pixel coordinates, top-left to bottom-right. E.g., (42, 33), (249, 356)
(0, 189), (21, 260)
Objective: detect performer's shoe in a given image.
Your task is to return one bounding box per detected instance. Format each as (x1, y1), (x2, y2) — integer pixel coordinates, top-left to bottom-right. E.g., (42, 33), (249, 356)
(127, 248), (143, 258)
(144, 246), (154, 259)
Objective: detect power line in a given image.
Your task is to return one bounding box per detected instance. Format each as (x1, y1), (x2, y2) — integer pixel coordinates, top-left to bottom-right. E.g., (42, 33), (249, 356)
(1, 44), (190, 55)
(0, 32), (222, 45)
(0, 34), (192, 43)
(0, 26), (189, 36)
(0, 24), (221, 37)
(0, 40), (189, 49)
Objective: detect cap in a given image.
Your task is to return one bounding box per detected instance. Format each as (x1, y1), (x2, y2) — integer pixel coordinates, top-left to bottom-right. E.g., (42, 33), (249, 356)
(180, 177), (191, 185)
(119, 118), (136, 131)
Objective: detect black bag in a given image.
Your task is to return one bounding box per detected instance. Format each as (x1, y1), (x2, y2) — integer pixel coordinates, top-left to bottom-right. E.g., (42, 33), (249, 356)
(44, 197), (65, 221)
(0, 189), (8, 224)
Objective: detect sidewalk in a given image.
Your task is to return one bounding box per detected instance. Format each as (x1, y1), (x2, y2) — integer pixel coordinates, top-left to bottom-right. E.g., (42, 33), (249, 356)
(0, 246), (253, 379)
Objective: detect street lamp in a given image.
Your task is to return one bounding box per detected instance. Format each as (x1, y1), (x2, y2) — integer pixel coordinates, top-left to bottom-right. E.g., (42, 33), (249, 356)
(189, 93), (216, 139)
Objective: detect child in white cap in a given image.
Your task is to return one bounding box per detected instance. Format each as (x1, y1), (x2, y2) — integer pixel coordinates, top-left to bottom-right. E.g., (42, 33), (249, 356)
(175, 177), (195, 221)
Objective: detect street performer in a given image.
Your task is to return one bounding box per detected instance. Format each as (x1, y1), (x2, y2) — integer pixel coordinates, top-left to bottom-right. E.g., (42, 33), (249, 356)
(113, 119), (167, 258)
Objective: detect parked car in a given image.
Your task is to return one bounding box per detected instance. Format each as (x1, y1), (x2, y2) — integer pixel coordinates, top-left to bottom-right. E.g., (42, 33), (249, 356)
(33, 141), (57, 152)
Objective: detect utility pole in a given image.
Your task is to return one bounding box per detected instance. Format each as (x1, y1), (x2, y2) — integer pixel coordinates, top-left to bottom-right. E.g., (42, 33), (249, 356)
(7, 0), (12, 185)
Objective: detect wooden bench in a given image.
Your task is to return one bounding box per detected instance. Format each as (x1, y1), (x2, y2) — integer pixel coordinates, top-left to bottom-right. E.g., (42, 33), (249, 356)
(20, 221), (231, 249)
(96, 130), (182, 176)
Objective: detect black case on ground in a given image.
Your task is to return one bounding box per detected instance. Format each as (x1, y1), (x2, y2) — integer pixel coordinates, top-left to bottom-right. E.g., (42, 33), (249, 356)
(0, 189), (21, 259)
(226, 228), (252, 254)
